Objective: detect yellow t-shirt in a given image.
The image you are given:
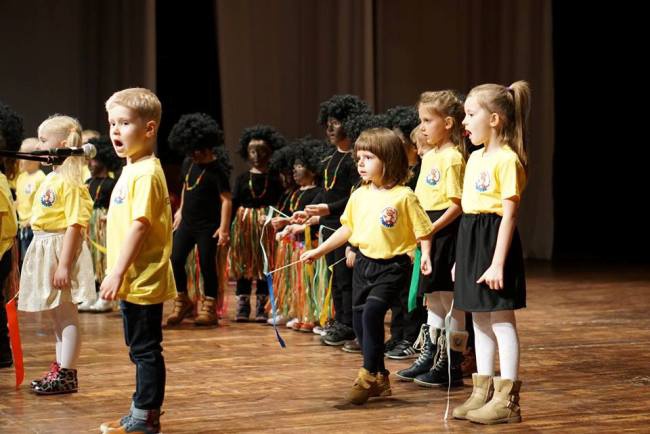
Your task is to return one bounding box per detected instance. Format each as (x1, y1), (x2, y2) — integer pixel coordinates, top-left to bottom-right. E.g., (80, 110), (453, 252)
(0, 173), (17, 258)
(30, 172), (93, 231)
(106, 157), (176, 305)
(461, 146), (527, 216)
(415, 146), (465, 211)
(16, 170), (46, 226)
(341, 184), (434, 259)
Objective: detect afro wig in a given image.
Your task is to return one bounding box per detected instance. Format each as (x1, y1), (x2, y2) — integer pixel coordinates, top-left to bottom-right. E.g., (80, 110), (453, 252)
(317, 95), (372, 133)
(238, 124), (286, 159)
(292, 137), (332, 176)
(343, 113), (391, 144)
(213, 146), (233, 179)
(88, 135), (124, 172)
(385, 106), (420, 139)
(269, 139), (297, 174)
(168, 113), (224, 156)
(0, 100), (24, 151)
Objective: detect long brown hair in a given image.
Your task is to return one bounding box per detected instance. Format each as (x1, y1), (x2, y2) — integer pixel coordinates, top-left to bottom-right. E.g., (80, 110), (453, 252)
(467, 80), (531, 169)
(355, 128), (409, 188)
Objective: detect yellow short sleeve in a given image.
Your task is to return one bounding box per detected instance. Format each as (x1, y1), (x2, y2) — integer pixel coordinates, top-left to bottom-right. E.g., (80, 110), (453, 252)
(497, 156), (525, 200)
(405, 193), (434, 239)
(63, 183), (92, 227)
(131, 175), (159, 224)
(444, 163), (464, 200)
(340, 192), (356, 231)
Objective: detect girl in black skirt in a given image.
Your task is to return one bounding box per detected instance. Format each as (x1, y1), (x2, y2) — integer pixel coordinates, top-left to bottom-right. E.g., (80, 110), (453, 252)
(452, 81), (530, 425)
(397, 90), (469, 387)
(301, 128), (434, 405)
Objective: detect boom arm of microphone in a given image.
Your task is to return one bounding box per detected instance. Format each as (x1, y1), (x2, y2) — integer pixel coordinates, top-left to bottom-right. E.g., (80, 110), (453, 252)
(0, 149), (66, 165)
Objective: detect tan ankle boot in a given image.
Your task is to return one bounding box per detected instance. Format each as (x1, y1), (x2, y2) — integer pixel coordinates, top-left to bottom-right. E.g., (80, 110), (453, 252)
(452, 373), (494, 419)
(347, 368), (377, 405)
(194, 297), (219, 326)
(165, 292), (194, 326)
(466, 377), (522, 424)
(369, 370), (392, 398)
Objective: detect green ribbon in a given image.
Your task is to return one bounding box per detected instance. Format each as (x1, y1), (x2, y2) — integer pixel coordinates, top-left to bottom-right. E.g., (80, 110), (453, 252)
(408, 247), (421, 312)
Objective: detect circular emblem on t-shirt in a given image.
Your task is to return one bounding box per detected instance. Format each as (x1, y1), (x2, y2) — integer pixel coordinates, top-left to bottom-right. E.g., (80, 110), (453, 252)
(25, 183), (34, 195)
(113, 185), (127, 205)
(475, 171), (491, 192)
(40, 188), (56, 207)
(426, 167), (441, 186)
(380, 206), (398, 228)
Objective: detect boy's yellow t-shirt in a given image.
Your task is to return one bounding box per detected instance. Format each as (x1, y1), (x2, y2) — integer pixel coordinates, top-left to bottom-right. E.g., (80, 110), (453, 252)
(341, 184), (433, 259)
(414, 146), (465, 211)
(0, 173), (17, 258)
(16, 169), (46, 226)
(82, 165), (91, 182)
(461, 146), (527, 216)
(30, 172), (93, 231)
(106, 157), (176, 305)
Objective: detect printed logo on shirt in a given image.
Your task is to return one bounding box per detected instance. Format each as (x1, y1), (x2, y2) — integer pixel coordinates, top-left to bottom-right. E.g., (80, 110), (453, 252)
(425, 167), (441, 186)
(40, 188), (56, 207)
(113, 184), (127, 205)
(380, 206), (398, 228)
(25, 183), (34, 195)
(475, 171), (491, 192)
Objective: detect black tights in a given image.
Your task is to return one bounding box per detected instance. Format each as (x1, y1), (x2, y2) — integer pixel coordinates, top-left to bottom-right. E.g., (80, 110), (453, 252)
(352, 298), (390, 374)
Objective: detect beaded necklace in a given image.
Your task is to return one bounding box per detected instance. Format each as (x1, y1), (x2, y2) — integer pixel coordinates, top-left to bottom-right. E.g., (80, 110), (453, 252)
(184, 163), (206, 191)
(248, 172), (268, 199)
(323, 151), (351, 191)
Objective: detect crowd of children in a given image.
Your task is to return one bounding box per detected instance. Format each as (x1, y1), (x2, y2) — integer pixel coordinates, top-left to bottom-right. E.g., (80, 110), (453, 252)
(0, 79), (530, 432)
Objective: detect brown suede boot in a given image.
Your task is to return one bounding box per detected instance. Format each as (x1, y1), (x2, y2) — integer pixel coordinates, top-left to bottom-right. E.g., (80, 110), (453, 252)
(347, 368), (377, 405)
(194, 297), (219, 326)
(165, 292), (194, 326)
(369, 370), (392, 398)
(452, 373), (494, 420)
(466, 377), (522, 424)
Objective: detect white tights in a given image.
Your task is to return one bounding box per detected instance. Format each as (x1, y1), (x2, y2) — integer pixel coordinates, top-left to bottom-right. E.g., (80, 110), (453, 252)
(472, 310), (519, 380)
(425, 292), (465, 332)
(46, 302), (81, 369)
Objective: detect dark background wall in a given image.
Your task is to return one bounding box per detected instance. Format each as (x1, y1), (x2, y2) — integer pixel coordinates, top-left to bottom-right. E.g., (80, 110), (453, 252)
(1, 0), (646, 262)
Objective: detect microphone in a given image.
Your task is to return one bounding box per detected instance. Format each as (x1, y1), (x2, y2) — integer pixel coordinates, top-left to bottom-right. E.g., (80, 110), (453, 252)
(31, 143), (97, 159)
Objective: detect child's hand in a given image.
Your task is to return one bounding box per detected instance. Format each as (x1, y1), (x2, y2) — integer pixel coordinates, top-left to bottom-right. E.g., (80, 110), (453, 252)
(214, 227), (230, 246)
(345, 247), (356, 268)
(305, 216), (320, 226)
(258, 214), (268, 225)
(477, 264), (504, 290)
(271, 216), (288, 230)
(451, 262), (456, 282)
(305, 203), (330, 217)
(300, 248), (322, 264)
(172, 209), (182, 231)
(420, 254), (432, 276)
(100, 273), (123, 301)
(52, 265), (71, 290)
(291, 211), (308, 224)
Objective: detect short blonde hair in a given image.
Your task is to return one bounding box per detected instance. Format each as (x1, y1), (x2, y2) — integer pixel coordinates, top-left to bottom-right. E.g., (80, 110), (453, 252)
(105, 87), (162, 126)
(20, 137), (40, 153)
(38, 114), (85, 186)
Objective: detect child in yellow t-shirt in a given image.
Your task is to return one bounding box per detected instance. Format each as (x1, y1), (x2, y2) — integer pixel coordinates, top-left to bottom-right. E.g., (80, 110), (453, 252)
(99, 88), (176, 434)
(302, 128), (434, 405)
(452, 81), (530, 425)
(0, 100), (21, 370)
(15, 137), (46, 262)
(19, 115), (95, 395)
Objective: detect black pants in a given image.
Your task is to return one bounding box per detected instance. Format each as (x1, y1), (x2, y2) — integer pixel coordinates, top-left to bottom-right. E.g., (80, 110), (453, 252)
(352, 253), (410, 373)
(235, 278), (268, 296)
(324, 231), (353, 326)
(389, 278), (427, 343)
(19, 226), (33, 266)
(0, 251), (12, 362)
(171, 223), (219, 298)
(121, 301), (165, 410)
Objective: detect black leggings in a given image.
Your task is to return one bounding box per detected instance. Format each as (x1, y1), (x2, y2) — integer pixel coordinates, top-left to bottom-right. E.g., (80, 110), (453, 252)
(235, 278), (268, 296)
(353, 298), (390, 374)
(171, 224), (219, 298)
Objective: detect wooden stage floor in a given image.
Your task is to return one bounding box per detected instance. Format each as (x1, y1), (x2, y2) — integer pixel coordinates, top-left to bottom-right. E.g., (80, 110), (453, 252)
(2, 262), (650, 433)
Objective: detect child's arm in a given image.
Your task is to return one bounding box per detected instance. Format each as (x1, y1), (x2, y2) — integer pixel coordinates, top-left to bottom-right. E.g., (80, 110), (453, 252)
(419, 236), (433, 276)
(52, 224), (84, 290)
(213, 191), (232, 246)
(99, 218), (150, 300)
(300, 225), (351, 263)
(430, 198), (462, 234)
(173, 188), (184, 231)
(477, 198), (518, 290)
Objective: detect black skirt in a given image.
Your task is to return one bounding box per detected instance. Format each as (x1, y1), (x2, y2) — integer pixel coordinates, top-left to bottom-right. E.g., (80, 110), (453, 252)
(454, 213), (526, 312)
(418, 209), (460, 295)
